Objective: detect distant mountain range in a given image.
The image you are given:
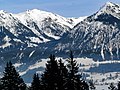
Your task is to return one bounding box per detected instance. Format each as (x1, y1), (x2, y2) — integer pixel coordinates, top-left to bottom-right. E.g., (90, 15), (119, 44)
(0, 2), (120, 64)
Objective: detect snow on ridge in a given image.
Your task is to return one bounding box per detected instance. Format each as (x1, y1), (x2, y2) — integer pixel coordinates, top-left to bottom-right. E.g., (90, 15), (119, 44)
(0, 10), (8, 14)
(14, 9), (74, 28)
(0, 9), (86, 29)
(105, 2), (116, 6)
(95, 1), (120, 19)
(68, 16), (87, 26)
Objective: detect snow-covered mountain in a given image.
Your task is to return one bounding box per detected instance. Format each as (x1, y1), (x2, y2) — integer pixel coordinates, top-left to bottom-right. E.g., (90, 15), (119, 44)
(0, 9), (74, 63)
(0, 2), (120, 85)
(66, 2), (120, 60)
(0, 9), (74, 48)
(14, 9), (74, 42)
(0, 2), (120, 62)
(68, 16), (87, 26)
(42, 2), (120, 60)
(96, 2), (120, 19)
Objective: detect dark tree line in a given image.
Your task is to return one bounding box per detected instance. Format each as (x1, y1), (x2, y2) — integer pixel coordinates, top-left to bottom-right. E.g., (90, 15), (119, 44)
(0, 51), (89, 90)
(1, 51), (120, 90)
(30, 51), (89, 90)
(0, 61), (26, 90)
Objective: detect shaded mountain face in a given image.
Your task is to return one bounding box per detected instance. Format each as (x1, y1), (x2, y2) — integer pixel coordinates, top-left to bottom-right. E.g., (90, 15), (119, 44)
(0, 9), (73, 63)
(69, 2), (120, 60)
(0, 2), (120, 63)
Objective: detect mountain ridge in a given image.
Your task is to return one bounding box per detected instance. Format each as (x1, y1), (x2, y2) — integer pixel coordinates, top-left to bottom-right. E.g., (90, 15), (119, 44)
(0, 2), (120, 84)
(0, 2), (120, 62)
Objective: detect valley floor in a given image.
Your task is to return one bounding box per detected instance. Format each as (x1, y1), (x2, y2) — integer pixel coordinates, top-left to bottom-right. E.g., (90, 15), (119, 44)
(9, 57), (120, 90)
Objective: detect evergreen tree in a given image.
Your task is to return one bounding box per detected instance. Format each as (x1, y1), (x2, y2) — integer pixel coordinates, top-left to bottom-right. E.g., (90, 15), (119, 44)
(82, 81), (89, 90)
(41, 54), (60, 90)
(58, 59), (68, 90)
(0, 79), (3, 89)
(108, 83), (116, 90)
(89, 79), (96, 90)
(66, 51), (89, 90)
(30, 73), (41, 90)
(1, 61), (26, 90)
(118, 81), (120, 90)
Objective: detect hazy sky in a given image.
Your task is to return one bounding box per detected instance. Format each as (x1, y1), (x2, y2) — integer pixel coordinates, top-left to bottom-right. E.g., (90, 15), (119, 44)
(0, 0), (120, 17)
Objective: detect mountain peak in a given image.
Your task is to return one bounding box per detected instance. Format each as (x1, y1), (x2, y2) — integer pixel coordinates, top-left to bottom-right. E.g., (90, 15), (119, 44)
(28, 9), (39, 12)
(0, 10), (8, 14)
(105, 2), (115, 6)
(15, 9), (75, 28)
(26, 9), (43, 13)
(103, 2), (120, 9)
(25, 9), (53, 16)
(102, 2), (120, 12)
(95, 2), (120, 19)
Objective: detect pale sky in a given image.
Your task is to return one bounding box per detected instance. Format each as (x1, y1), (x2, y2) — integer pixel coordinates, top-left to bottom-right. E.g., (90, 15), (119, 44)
(0, 0), (120, 17)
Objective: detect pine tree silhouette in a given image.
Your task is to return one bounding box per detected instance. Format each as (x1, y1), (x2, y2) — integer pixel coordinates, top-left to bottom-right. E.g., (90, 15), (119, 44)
(89, 79), (96, 90)
(30, 73), (42, 90)
(1, 61), (26, 90)
(118, 81), (120, 90)
(41, 54), (60, 90)
(108, 83), (116, 90)
(58, 59), (68, 90)
(66, 51), (89, 90)
(0, 79), (2, 89)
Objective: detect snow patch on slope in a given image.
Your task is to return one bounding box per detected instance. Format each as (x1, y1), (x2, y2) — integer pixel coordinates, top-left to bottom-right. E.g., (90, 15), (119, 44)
(29, 50), (35, 58)
(0, 36), (11, 49)
(14, 9), (74, 28)
(68, 16), (87, 25)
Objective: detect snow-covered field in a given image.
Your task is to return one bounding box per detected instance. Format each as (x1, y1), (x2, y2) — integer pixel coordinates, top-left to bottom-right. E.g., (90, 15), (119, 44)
(12, 57), (120, 90)
(96, 85), (109, 90)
